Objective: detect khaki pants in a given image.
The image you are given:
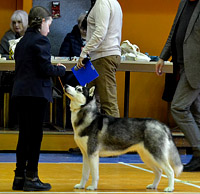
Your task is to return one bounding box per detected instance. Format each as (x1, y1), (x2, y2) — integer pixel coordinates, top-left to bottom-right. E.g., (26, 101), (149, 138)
(88, 55), (120, 117)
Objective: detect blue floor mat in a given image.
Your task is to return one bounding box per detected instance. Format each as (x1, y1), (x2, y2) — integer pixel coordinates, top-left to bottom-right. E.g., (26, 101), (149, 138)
(0, 153), (192, 164)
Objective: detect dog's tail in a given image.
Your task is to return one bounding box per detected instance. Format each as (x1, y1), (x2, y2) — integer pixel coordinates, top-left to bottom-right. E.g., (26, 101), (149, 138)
(169, 140), (183, 177)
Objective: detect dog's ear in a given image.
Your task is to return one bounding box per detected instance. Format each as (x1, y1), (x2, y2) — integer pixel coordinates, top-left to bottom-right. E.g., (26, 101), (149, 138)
(89, 86), (95, 97)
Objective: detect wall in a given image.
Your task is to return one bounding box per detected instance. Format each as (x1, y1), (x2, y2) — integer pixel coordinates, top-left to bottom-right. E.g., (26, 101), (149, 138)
(116, 0), (180, 123)
(31, 0), (180, 123)
(0, 0), (32, 39)
(0, 1), (17, 39)
(118, 0), (180, 55)
(33, 0), (90, 56)
(0, 0), (180, 124)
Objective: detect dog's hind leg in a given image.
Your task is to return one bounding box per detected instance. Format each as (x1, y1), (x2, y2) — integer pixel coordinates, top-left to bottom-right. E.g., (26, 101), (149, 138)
(74, 153), (90, 189)
(139, 151), (162, 190)
(86, 152), (99, 190)
(140, 150), (174, 192)
(146, 166), (162, 190)
(159, 161), (174, 192)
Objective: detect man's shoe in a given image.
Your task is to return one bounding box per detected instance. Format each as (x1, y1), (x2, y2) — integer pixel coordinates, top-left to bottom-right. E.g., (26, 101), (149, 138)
(183, 156), (200, 172)
(23, 171), (51, 191)
(183, 165), (200, 172)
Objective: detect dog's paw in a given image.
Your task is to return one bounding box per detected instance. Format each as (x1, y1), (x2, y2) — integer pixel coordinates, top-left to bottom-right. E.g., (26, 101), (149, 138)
(86, 185), (97, 190)
(146, 184), (157, 190)
(164, 186), (174, 192)
(74, 184), (85, 189)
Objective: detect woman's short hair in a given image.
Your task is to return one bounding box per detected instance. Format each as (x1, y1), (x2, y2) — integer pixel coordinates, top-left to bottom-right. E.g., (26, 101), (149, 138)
(28, 6), (52, 29)
(77, 13), (87, 31)
(77, 13), (87, 26)
(10, 10), (28, 33)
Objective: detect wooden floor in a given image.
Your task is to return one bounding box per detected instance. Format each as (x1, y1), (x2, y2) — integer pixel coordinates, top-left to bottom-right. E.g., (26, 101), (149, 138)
(0, 162), (200, 193)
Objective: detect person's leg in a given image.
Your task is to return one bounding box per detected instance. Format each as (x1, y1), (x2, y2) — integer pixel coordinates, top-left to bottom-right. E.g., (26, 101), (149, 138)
(171, 70), (200, 150)
(191, 95), (200, 135)
(13, 97), (30, 190)
(190, 94), (200, 158)
(89, 55), (120, 117)
(26, 97), (47, 172)
(171, 69), (200, 171)
(15, 97), (30, 172)
(19, 97), (51, 191)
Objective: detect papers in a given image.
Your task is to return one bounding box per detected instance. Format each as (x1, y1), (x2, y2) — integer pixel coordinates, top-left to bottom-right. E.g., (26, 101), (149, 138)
(71, 60), (99, 86)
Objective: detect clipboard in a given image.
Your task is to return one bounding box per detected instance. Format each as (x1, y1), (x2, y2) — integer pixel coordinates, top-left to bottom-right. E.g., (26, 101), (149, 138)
(71, 59), (99, 86)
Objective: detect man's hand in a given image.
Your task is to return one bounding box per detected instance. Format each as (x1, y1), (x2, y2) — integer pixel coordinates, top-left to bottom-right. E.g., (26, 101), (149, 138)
(76, 57), (85, 70)
(155, 58), (164, 76)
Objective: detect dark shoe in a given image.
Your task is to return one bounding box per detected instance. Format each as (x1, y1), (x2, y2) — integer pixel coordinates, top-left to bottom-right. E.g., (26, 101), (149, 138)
(23, 171), (51, 191)
(183, 156), (200, 172)
(12, 170), (25, 190)
(12, 177), (25, 190)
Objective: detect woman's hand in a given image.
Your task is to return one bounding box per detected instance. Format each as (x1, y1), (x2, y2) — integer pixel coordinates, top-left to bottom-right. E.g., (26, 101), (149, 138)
(57, 63), (66, 69)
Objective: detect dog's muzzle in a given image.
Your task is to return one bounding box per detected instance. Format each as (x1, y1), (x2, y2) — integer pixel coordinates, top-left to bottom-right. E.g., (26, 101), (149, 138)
(64, 84), (69, 91)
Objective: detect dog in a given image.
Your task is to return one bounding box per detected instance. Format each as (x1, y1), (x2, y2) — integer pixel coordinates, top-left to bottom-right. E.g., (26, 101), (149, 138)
(64, 84), (183, 192)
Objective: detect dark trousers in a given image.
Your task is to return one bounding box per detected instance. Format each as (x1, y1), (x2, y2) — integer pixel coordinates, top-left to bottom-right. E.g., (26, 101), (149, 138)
(171, 66), (200, 151)
(15, 96), (48, 173)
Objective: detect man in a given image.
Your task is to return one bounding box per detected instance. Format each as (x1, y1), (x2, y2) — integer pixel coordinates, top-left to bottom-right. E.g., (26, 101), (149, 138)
(76, 0), (123, 117)
(156, 0), (200, 172)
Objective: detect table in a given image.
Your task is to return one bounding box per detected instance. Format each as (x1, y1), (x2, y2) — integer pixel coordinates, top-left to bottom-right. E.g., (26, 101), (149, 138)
(0, 59), (173, 73)
(116, 60), (173, 117)
(0, 60), (173, 127)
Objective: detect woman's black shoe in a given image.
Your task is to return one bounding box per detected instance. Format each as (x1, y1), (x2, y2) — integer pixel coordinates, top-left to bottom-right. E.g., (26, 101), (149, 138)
(23, 171), (51, 191)
(12, 177), (25, 190)
(12, 170), (25, 190)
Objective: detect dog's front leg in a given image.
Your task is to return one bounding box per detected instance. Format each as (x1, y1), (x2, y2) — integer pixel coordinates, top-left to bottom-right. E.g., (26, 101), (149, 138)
(86, 153), (99, 190)
(74, 154), (90, 189)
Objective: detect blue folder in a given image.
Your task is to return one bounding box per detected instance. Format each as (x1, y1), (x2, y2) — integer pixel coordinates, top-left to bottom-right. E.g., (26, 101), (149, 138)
(71, 60), (99, 86)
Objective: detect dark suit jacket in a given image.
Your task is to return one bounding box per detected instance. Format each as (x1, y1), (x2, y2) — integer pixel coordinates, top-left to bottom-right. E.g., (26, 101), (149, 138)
(160, 0), (200, 89)
(12, 27), (66, 102)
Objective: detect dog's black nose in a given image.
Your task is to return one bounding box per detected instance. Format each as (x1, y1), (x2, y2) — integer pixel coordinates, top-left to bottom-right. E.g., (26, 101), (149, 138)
(64, 84), (69, 90)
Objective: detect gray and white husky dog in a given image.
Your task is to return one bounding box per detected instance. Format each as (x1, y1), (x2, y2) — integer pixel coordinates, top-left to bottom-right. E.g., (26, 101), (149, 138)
(64, 84), (183, 192)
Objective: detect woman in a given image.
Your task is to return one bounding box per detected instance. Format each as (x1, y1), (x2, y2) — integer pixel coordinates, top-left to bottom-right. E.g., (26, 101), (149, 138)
(57, 13), (86, 130)
(0, 10), (28, 128)
(0, 10), (28, 59)
(12, 6), (66, 191)
(59, 13), (86, 58)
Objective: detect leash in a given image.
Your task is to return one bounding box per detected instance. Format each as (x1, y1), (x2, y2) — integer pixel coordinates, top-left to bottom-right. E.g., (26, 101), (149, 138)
(58, 76), (65, 92)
